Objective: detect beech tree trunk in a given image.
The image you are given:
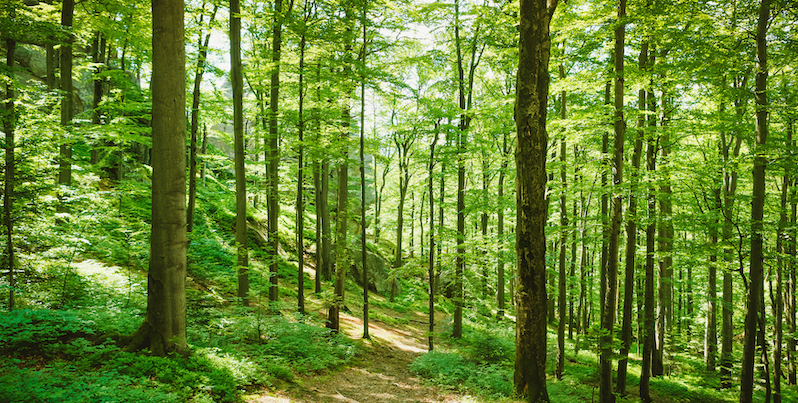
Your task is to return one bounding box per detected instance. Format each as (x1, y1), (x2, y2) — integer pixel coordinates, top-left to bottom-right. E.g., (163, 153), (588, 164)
(514, 0), (557, 401)
(267, 0), (286, 303)
(740, 1), (771, 401)
(126, 0), (187, 356)
(230, 0), (248, 306)
(618, 39), (645, 395)
(59, 0), (74, 192)
(188, 5), (217, 233)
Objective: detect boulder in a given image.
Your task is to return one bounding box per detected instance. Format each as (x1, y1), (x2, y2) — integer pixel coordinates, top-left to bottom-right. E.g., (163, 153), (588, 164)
(349, 248), (400, 296)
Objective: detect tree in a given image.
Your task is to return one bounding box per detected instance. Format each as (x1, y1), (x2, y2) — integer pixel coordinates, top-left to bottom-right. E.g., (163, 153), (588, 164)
(125, 0), (187, 356)
(740, 1), (771, 401)
(230, 0), (249, 306)
(599, 2), (625, 401)
(514, 0), (558, 401)
(58, 0), (74, 195)
(618, 38), (646, 396)
(187, 4), (218, 233)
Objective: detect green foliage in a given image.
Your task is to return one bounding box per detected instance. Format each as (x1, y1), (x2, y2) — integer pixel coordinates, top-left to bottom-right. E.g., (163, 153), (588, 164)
(410, 350), (513, 398)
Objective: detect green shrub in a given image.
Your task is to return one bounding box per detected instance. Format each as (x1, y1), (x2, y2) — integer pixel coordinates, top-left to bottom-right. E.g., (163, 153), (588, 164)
(410, 350), (512, 398)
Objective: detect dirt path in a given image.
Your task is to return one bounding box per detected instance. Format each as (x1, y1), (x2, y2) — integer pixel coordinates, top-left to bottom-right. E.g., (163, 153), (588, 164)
(249, 312), (463, 403)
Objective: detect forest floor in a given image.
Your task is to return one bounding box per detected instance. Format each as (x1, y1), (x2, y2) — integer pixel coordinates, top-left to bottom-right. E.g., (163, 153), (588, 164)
(247, 301), (477, 403)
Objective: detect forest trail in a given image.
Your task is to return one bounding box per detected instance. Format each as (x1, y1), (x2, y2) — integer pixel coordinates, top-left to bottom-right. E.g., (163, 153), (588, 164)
(248, 311), (465, 403)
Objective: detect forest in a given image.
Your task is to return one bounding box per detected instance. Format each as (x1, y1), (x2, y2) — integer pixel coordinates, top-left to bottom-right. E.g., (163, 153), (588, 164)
(1, 0), (797, 402)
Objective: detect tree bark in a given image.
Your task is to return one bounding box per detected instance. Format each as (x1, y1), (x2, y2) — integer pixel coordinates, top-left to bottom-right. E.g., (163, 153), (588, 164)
(740, 1), (771, 401)
(188, 5), (218, 233)
(640, 84), (657, 403)
(230, 0), (249, 306)
(58, 0), (74, 192)
(497, 131), (509, 319)
(556, 64), (567, 380)
(297, 10), (308, 315)
(619, 39), (645, 395)
(600, 3), (625, 401)
(428, 123), (439, 351)
(514, 0), (557, 401)
(126, 0), (187, 355)
(267, 0), (286, 303)
(358, 3), (368, 336)
(327, 2), (355, 332)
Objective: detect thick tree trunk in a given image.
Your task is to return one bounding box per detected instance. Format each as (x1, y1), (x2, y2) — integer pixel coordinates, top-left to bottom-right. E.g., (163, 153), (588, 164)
(4, 38), (16, 311)
(740, 2), (771, 401)
(127, 0), (187, 355)
(514, 0), (557, 401)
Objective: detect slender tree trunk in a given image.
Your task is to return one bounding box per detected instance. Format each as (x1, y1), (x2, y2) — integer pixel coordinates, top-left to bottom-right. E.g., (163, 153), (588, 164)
(90, 30), (105, 165)
(321, 159), (332, 281)
(741, 2), (771, 401)
(618, 39), (645, 395)
(557, 136), (567, 379)
(789, 160), (797, 385)
(656, 90), (673, 378)
(556, 66), (568, 380)
(774, 139), (789, 402)
(230, 0), (248, 306)
(514, 0), (557, 400)
(497, 131), (509, 319)
(188, 6), (218, 233)
(358, 4), (368, 337)
(126, 0), (187, 355)
(600, 4), (625, 401)
(453, 0), (466, 339)
(428, 124), (439, 351)
(4, 37), (16, 311)
(327, 3), (354, 332)
(640, 109), (657, 403)
(707, 189), (719, 371)
(297, 14), (308, 315)
(267, 0), (287, 303)
(59, 0), (74, 194)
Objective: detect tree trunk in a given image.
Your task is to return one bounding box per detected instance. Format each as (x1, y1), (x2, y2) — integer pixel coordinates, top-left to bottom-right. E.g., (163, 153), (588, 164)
(358, 4), (368, 337)
(453, 0), (466, 339)
(188, 5), (218, 233)
(557, 136), (567, 379)
(497, 131), (508, 319)
(656, 88), (673, 378)
(514, 0), (557, 400)
(297, 15), (308, 315)
(618, 39), (645, 395)
(230, 0), (248, 306)
(4, 37), (16, 311)
(59, 0), (74, 193)
(740, 2), (771, 401)
(640, 108), (657, 403)
(428, 124), (439, 351)
(267, 0), (286, 303)
(126, 0), (187, 355)
(321, 159), (332, 281)
(327, 3), (354, 332)
(789, 160), (797, 385)
(600, 4), (625, 401)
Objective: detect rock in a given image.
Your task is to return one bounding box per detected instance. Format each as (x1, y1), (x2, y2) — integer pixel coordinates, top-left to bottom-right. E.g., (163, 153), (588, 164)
(349, 248), (399, 296)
